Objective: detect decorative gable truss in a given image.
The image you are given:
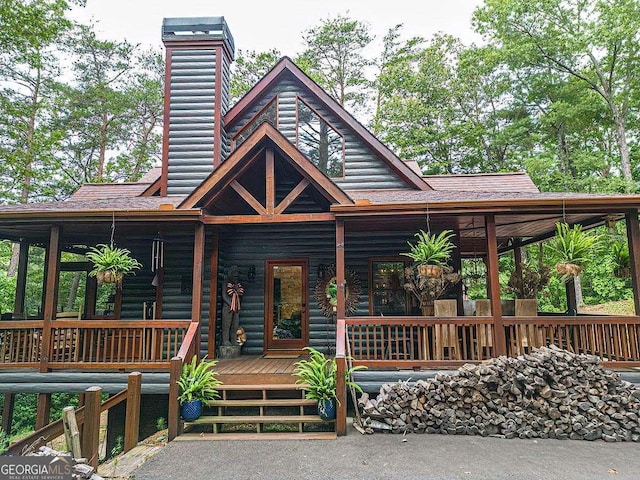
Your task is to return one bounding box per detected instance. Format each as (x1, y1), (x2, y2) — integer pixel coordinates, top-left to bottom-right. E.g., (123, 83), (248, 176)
(179, 122), (353, 224)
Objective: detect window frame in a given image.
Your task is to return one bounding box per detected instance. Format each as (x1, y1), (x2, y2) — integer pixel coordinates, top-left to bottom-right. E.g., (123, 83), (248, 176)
(230, 94), (279, 152)
(295, 94), (346, 179)
(368, 257), (411, 316)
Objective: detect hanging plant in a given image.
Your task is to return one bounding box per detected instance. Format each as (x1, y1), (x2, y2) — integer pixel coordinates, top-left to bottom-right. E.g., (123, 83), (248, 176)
(546, 223), (600, 280)
(87, 243), (142, 286)
(400, 230), (456, 278)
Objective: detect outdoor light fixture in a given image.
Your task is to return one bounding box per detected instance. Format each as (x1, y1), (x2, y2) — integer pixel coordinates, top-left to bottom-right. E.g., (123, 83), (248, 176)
(317, 263), (326, 279)
(248, 265), (256, 281)
(151, 234), (164, 272)
(605, 215), (617, 231)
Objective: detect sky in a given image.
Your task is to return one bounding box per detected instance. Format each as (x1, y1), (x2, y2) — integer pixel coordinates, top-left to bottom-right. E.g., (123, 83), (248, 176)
(70, 0), (485, 55)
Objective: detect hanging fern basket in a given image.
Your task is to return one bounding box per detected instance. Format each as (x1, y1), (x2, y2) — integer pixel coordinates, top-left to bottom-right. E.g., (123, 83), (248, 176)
(96, 270), (124, 286)
(418, 264), (442, 278)
(555, 262), (583, 278)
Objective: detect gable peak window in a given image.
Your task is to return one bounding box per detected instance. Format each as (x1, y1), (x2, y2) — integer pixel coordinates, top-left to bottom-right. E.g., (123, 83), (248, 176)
(296, 97), (344, 178)
(232, 96), (278, 150)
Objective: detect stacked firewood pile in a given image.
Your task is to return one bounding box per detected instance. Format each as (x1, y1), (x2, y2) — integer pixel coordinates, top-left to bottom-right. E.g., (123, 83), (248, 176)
(359, 345), (640, 441)
(28, 446), (104, 479)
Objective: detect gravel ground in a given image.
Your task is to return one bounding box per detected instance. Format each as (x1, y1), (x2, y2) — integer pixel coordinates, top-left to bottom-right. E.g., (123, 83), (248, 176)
(133, 430), (640, 480)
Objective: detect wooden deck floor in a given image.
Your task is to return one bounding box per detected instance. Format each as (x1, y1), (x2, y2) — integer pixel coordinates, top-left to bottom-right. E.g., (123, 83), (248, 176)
(215, 356), (300, 385)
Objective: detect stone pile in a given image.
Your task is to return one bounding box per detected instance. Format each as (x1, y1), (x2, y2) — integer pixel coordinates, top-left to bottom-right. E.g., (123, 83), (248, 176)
(359, 345), (640, 441)
(28, 446), (104, 479)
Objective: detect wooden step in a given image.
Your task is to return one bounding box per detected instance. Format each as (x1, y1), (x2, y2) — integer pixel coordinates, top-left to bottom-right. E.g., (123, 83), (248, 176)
(189, 415), (331, 425)
(217, 383), (305, 391)
(175, 432), (337, 441)
(207, 398), (316, 407)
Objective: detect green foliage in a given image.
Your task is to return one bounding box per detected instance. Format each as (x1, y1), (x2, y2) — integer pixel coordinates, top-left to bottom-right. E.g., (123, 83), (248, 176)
(86, 243), (141, 277)
(110, 435), (124, 458)
(156, 417), (167, 431)
(0, 392), (79, 436)
(505, 263), (551, 299)
(177, 356), (222, 404)
(546, 223), (601, 268)
(401, 230), (456, 266)
(0, 427), (8, 454)
(293, 347), (365, 402)
(231, 48), (281, 102)
(611, 240), (630, 276)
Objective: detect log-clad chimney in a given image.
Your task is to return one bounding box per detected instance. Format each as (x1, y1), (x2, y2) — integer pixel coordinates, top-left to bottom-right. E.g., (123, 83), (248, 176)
(161, 17), (235, 196)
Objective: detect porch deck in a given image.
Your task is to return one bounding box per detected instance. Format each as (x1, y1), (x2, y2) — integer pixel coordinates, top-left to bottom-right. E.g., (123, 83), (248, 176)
(215, 355), (300, 385)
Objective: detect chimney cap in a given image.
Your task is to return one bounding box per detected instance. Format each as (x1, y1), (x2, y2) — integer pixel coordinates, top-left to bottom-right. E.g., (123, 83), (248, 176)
(162, 16), (235, 54)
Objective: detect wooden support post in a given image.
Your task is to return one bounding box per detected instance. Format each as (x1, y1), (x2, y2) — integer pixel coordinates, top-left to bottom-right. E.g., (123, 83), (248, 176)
(82, 386), (102, 469)
(335, 219), (347, 436)
(124, 372), (142, 453)
(452, 228), (464, 314)
(566, 278), (578, 315)
(2, 393), (15, 435)
(168, 357), (182, 441)
(62, 406), (82, 459)
(191, 224), (205, 324)
(40, 225), (60, 372)
(13, 242), (29, 317)
(626, 210), (640, 316)
(485, 215), (506, 356)
(208, 231), (219, 359)
(514, 246), (523, 279)
(266, 148), (275, 215)
(77, 393), (85, 408)
(35, 393), (51, 430)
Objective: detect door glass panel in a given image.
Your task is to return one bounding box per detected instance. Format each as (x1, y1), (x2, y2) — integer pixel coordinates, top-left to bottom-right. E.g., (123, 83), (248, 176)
(272, 265), (303, 340)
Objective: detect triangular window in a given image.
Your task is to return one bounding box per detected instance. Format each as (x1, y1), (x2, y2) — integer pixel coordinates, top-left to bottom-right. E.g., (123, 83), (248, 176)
(232, 96), (278, 150)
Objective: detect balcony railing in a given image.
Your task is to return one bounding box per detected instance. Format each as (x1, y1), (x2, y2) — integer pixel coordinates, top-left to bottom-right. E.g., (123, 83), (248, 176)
(0, 320), (192, 370)
(344, 315), (640, 368)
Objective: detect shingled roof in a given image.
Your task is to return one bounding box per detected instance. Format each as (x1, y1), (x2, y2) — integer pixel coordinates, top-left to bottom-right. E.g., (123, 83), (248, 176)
(0, 196), (187, 215)
(423, 172), (539, 193)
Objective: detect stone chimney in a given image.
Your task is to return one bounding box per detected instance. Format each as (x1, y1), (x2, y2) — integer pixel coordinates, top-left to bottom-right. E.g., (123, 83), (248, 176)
(161, 17), (235, 195)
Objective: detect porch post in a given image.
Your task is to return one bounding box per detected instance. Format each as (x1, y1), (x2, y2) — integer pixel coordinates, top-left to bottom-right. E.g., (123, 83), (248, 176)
(335, 218), (347, 436)
(208, 230), (219, 359)
(13, 241), (29, 317)
(626, 210), (640, 315)
(191, 224), (205, 357)
(40, 225), (60, 373)
(1, 393), (15, 434)
(485, 215), (506, 356)
(35, 393), (51, 429)
(452, 229), (464, 315)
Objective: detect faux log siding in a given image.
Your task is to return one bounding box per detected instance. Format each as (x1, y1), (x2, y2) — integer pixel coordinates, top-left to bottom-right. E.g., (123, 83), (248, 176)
(160, 232), (195, 320)
(119, 241), (157, 319)
(215, 223), (337, 356)
(220, 54), (232, 162)
(167, 49), (217, 195)
(225, 74), (408, 190)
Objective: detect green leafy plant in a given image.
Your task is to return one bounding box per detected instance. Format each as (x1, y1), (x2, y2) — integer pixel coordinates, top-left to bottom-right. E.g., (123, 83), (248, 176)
(401, 230), (456, 267)
(612, 240), (631, 278)
(86, 242), (141, 284)
(177, 355), (222, 404)
(156, 417), (167, 431)
(110, 435), (124, 458)
(0, 427), (9, 455)
(546, 223), (601, 278)
(293, 347), (365, 402)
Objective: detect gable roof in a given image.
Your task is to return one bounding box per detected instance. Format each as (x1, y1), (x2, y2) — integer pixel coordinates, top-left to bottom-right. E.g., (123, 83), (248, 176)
(224, 57), (429, 192)
(179, 122), (353, 209)
(423, 172), (539, 193)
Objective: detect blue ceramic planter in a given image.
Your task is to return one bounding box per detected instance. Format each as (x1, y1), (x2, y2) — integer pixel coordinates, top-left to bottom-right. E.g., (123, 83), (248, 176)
(181, 399), (202, 421)
(318, 398), (336, 421)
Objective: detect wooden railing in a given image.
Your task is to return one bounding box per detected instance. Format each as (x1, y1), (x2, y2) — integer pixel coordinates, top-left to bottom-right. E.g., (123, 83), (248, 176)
(168, 321), (200, 441)
(6, 372), (142, 468)
(0, 321), (44, 367)
(345, 315), (640, 368)
(504, 316), (640, 366)
(47, 320), (191, 369)
(0, 320), (191, 370)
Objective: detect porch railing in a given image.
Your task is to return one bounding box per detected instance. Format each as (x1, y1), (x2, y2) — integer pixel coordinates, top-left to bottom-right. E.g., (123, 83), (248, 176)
(0, 320), (192, 370)
(345, 315), (640, 368)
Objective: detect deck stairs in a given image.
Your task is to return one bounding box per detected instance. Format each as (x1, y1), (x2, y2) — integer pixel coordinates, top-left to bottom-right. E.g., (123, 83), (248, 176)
(178, 383), (336, 440)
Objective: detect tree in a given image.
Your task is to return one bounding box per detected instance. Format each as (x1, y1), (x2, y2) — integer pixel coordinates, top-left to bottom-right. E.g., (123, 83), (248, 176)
(474, 0), (640, 189)
(230, 48), (281, 103)
(297, 14), (373, 113)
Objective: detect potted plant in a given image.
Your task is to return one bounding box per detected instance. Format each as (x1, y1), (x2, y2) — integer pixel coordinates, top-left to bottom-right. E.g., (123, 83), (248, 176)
(403, 265), (461, 315)
(86, 243), (142, 286)
(177, 355), (222, 421)
(293, 347), (365, 421)
(505, 263), (551, 316)
(546, 223), (600, 279)
(401, 230), (456, 278)
(612, 240), (631, 279)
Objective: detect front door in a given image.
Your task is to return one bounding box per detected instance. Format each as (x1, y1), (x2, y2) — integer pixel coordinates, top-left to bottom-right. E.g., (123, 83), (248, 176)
(265, 259), (309, 353)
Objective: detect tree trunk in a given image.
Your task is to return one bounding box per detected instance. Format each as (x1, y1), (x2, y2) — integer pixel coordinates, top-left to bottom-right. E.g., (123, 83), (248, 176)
(97, 112), (108, 181)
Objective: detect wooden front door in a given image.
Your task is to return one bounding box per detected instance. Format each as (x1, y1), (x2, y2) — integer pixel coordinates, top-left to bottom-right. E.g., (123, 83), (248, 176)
(265, 259), (309, 353)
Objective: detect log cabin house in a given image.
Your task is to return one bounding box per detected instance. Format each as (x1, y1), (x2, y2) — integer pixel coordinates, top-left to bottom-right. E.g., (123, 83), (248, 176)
(2, 17), (640, 441)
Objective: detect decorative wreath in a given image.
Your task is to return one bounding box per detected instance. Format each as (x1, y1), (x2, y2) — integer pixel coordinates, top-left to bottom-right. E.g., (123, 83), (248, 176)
(314, 264), (361, 317)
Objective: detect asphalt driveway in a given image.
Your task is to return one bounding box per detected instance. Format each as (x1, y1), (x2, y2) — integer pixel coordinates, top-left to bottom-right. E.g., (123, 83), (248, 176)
(133, 431), (640, 480)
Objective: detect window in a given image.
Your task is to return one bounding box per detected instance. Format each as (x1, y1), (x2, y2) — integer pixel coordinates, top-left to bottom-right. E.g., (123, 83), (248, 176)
(369, 259), (409, 315)
(296, 97), (344, 178)
(232, 97), (278, 149)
